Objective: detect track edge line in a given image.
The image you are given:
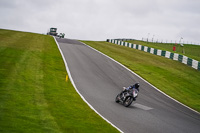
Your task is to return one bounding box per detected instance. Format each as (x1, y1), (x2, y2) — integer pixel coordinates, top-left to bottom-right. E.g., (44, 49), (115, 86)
(53, 37), (124, 133)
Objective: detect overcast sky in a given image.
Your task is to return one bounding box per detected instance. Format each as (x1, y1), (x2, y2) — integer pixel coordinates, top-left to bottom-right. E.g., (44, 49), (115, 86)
(0, 0), (200, 44)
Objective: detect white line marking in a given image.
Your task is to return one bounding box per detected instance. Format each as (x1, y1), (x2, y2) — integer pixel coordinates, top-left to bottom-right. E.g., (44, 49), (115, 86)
(53, 37), (124, 133)
(133, 103), (153, 111)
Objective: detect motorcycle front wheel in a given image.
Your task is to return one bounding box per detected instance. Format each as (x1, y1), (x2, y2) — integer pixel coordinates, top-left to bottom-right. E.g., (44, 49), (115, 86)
(115, 94), (120, 103)
(123, 96), (133, 107)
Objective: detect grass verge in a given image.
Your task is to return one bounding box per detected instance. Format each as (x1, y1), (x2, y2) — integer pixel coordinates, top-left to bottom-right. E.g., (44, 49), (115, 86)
(0, 29), (119, 133)
(82, 41), (200, 112)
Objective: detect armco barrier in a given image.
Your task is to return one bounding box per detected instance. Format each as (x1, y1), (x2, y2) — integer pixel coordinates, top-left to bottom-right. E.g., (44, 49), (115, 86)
(198, 62), (200, 70)
(107, 39), (200, 71)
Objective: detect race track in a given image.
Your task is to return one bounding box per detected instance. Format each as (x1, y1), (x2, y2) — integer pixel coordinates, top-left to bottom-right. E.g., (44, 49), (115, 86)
(56, 38), (200, 133)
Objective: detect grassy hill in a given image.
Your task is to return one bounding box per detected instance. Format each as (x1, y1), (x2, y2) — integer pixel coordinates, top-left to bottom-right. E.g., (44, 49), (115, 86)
(82, 41), (200, 112)
(0, 29), (119, 133)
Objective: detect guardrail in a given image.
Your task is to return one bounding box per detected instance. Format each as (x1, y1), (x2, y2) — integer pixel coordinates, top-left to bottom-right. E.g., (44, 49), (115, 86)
(107, 39), (200, 71)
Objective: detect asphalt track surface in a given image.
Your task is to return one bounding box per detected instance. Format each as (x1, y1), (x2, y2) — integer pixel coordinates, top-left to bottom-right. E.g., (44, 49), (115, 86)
(56, 38), (200, 133)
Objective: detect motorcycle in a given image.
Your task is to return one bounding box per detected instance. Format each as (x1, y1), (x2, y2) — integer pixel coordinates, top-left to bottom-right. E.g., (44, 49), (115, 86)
(115, 88), (138, 107)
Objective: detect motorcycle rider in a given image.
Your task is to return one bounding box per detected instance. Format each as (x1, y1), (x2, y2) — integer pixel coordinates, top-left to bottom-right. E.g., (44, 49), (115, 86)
(121, 83), (140, 101)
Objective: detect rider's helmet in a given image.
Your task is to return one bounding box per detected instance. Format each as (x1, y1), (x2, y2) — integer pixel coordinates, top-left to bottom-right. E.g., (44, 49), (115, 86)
(134, 83), (140, 89)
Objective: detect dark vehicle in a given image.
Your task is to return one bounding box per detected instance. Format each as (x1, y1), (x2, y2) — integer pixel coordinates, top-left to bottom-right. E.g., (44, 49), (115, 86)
(115, 88), (138, 107)
(47, 28), (58, 36)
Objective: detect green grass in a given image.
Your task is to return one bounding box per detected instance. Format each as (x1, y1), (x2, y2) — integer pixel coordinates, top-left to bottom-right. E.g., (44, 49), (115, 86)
(82, 41), (200, 112)
(126, 40), (200, 61)
(0, 29), (119, 133)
